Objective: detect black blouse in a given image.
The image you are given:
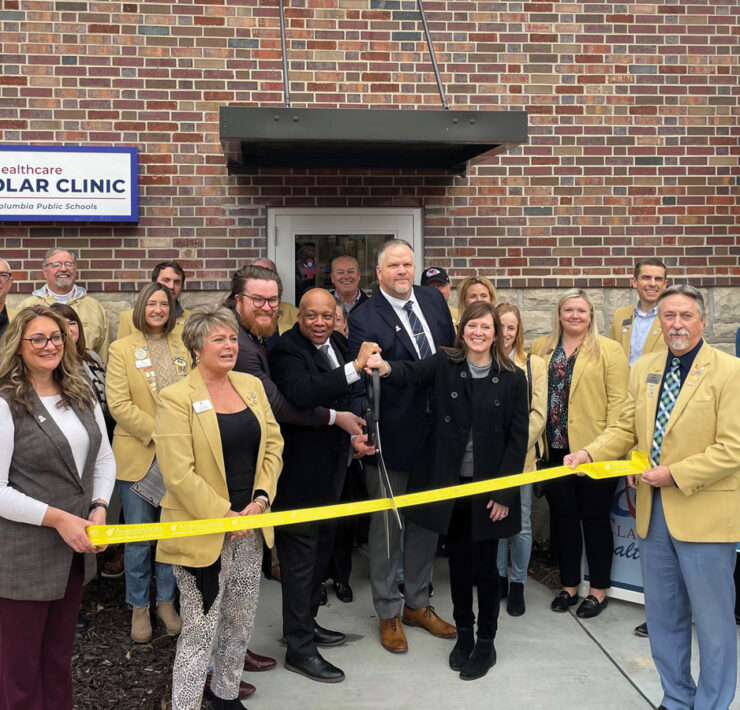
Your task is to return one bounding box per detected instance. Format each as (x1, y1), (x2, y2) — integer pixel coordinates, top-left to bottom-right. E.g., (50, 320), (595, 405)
(217, 407), (260, 512)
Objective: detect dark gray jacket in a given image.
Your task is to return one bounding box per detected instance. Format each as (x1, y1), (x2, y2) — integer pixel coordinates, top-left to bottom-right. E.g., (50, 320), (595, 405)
(0, 392), (101, 600)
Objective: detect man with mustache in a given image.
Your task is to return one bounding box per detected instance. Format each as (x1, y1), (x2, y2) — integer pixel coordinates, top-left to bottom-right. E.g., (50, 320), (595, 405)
(566, 284), (740, 710)
(18, 248), (110, 360)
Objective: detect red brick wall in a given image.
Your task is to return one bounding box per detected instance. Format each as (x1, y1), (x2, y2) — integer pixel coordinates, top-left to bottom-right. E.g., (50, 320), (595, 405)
(0, 0), (738, 292)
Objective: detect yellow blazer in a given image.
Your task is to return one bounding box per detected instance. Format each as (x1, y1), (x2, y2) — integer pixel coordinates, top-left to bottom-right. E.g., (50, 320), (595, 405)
(514, 353), (547, 472)
(106, 330), (190, 482)
(278, 300), (298, 335)
(154, 368), (283, 567)
(608, 304), (665, 362)
(586, 344), (740, 542)
(116, 306), (190, 340)
(6, 306), (17, 322)
(530, 334), (628, 452)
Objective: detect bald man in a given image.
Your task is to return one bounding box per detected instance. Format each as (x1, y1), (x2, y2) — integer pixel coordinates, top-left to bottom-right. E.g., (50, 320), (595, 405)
(268, 289), (376, 683)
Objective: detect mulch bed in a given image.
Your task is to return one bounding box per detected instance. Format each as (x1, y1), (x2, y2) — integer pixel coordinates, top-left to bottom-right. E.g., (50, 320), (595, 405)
(72, 550), (209, 710)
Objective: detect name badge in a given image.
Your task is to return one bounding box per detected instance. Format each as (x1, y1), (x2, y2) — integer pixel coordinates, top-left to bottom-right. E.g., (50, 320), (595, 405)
(192, 399), (213, 414)
(135, 358), (152, 368)
(646, 373), (661, 384)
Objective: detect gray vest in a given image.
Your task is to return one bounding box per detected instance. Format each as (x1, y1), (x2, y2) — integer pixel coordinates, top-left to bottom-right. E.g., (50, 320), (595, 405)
(0, 391), (101, 600)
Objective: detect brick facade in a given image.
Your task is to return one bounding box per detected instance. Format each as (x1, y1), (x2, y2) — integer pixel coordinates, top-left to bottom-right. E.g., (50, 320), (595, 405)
(1, 1), (738, 305)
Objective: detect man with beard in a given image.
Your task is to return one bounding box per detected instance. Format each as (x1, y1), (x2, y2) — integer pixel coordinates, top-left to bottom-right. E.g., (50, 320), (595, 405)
(253, 257), (299, 335)
(565, 285), (740, 710)
(18, 248), (110, 360)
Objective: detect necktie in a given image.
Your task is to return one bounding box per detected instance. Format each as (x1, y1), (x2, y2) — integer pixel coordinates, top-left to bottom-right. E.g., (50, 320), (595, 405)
(650, 357), (681, 466)
(319, 343), (337, 370)
(403, 300), (432, 359)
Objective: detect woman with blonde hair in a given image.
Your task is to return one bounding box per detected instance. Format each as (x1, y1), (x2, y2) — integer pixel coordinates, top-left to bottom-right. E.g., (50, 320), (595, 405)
(106, 282), (190, 642)
(530, 289), (628, 618)
(154, 306), (282, 710)
(495, 303), (546, 617)
(457, 276), (496, 309)
(0, 306), (115, 707)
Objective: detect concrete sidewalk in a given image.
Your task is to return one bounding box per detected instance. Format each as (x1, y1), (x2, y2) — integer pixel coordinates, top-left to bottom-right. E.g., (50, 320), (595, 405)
(240, 552), (738, 710)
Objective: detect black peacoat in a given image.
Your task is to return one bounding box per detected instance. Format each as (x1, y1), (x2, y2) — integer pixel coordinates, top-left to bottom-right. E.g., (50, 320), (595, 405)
(382, 349), (529, 542)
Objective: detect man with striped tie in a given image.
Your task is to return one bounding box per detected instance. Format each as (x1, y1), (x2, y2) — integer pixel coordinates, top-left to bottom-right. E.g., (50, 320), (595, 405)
(348, 239), (456, 654)
(565, 284), (740, 710)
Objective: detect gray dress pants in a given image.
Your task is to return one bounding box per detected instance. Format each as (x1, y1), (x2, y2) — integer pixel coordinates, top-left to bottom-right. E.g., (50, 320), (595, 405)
(365, 463), (438, 619)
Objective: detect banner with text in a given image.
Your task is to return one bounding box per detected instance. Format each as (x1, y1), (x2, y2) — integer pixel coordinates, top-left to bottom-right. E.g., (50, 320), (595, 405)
(0, 145), (138, 222)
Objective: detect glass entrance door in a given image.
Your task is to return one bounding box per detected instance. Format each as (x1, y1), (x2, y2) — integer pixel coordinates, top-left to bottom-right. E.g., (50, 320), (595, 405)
(268, 208), (423, 306)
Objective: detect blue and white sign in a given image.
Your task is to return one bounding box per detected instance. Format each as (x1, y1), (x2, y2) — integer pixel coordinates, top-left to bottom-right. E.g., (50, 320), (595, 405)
(0, 145), (138, 222)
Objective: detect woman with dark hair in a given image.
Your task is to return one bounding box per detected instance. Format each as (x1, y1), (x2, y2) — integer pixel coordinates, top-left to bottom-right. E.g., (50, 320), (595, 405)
(106, 282), (191, 642)
(0, 305), (115, 708)
(365, 301), (528, 681)
(50, 302), (115, 439)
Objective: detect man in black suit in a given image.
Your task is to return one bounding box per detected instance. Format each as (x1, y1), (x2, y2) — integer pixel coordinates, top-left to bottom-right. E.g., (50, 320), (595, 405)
(269, 288), (375, 683)
(348, 239), (457, 654)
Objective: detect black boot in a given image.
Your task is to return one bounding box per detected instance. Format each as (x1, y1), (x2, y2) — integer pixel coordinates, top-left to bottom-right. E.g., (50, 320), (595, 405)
(499, 576), (508, 600)
(460, 637), (496, 681)
(211, 695), (246, 709)
(448, 626), (474, 671)
(507, 581), (525, 617)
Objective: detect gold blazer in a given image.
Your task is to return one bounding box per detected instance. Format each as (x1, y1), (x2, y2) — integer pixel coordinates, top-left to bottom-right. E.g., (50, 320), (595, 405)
(609, 304), (665, 362)
(106, 330), (190, 482)
(530, 334), (628, 452)
(586, 343), (740, 542)
(154, 368), (283, 567)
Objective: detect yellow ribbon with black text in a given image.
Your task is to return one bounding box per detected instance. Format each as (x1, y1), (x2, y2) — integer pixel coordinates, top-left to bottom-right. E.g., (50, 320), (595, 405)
(87, 451), (649, 546)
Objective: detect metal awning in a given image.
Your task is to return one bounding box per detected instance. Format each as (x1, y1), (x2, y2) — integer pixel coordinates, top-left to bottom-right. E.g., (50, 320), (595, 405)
(219, 107), (528, 175)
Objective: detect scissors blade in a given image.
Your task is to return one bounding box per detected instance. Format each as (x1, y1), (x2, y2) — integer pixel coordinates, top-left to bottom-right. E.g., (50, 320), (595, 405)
(375, 426), (402, 531)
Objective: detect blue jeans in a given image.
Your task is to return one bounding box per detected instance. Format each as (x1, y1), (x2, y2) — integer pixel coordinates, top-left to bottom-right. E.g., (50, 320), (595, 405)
(496, 483), (533, 584)
(116, 479), (176, 608)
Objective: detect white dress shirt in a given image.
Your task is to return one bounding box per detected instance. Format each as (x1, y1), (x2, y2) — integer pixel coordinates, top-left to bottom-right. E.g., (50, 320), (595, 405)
(378, 287), (436, 358)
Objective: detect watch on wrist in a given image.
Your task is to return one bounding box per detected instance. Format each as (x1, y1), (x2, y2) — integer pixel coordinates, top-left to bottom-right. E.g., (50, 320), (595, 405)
(89, 501), (108, 513)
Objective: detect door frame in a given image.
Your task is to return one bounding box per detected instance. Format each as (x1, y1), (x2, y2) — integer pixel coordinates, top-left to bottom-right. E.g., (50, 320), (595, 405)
(267, 207), (423, 305)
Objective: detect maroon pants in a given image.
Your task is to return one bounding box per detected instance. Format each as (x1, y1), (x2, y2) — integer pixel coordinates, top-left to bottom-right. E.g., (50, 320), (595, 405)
(0, 555), (84, 710)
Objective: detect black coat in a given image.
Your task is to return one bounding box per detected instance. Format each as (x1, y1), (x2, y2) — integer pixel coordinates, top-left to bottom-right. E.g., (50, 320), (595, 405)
(269, 325), (357, 511)
(384, 350), (529, 542)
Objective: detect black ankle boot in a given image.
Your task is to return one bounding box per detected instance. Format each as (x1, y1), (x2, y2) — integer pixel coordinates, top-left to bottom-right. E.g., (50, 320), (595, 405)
(507, 581), (525, 616)
(448, 626), (475, 671)
(211, 695), (247, 709)
(460, 637), (496, 681)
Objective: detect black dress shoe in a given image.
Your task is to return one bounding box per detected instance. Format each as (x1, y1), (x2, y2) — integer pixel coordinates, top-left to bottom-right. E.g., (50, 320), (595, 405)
(285, 653), (345, 683)
(319, 582), (327, 606)
(211, 695), (247, 709)
(576, 594), (608, 619)
(506, 582), (525, 617)
(333, 581), (353, 603)
(550, 591), (578, 613)
(459, 637), (496, 681)
(314, 624), (346, 647)
(634, 621), (649, 637)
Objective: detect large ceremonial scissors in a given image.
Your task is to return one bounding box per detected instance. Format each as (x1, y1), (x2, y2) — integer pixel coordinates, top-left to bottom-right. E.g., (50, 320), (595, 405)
(365, 368), (402, 557)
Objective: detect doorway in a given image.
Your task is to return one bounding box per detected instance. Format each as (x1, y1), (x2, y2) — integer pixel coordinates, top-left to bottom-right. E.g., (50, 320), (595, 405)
(267, 208), (423, 306)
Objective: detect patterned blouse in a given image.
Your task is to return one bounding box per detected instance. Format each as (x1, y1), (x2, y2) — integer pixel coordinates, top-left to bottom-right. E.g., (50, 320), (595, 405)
(545, 341), (578, 450)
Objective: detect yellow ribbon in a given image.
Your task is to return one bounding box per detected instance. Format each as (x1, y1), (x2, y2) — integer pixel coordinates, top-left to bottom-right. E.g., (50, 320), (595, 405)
(88, 451), (649, 546)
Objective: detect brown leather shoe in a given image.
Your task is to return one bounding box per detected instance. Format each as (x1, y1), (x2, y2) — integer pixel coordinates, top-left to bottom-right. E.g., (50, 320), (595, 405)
(205, 673), (255, 699)
(244, 648), (277, 672)
(379, 616), (408, 653)
(101, 546), (124, 578)
(402, 606), (457, 639)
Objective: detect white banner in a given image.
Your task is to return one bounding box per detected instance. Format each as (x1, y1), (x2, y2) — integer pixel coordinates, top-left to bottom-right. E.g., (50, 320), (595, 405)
(0, 145), (138, 222)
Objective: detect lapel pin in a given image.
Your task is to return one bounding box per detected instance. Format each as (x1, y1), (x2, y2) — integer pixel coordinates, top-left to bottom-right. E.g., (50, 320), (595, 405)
(395, 325), (401, 332)
(38, 415), (46, 423)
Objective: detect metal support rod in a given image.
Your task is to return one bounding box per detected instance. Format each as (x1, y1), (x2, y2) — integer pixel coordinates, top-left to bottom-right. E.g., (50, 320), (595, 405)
(416, 0), (448, 109)
(278, 0), (291, 107)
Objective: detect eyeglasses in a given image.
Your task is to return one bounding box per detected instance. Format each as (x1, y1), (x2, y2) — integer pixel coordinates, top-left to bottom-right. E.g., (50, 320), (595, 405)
(0, 272), (11, 282)
(239, 293), (280, 309)
(22, 333), (66, 350)
(45, 261), (75, 270)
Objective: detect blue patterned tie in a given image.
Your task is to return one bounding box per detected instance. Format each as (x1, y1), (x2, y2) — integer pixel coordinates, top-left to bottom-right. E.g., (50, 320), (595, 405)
(403, 300), (432, 359)
(650, 357), (681, 466)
